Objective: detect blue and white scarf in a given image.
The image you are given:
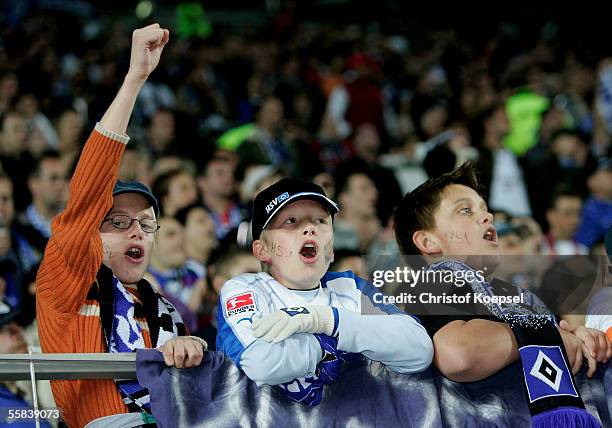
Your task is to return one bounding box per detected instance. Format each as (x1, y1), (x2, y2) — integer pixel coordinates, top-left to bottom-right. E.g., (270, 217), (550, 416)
(276, 334), (363, 407)
(91, 265), (186, 414)
(430, 259), (601, 428)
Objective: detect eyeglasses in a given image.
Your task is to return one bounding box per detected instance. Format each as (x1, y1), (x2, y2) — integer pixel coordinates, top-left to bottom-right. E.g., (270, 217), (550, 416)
(102, 214), (160, 233)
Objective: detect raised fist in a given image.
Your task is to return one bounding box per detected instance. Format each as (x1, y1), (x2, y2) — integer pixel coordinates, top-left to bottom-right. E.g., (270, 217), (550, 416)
(127, 23), (170, 83)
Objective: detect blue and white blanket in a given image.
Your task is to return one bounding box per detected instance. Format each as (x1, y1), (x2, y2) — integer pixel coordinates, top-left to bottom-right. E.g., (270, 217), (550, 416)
(136, 350), (612, 428)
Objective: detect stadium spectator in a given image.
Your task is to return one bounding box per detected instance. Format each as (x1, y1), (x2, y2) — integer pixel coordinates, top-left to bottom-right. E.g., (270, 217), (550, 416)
(217, 178), (433, 406)
(20, 150), (68, 244)
(0, 112), (35, 211)
(542, 188), (589, 255)
(575, 158), (612, 248)
(0, 173), (39, 313)
(336, 123), (403, 225)
(175, 203), (218, 268)
(54, 108), (84, 167)
(333, 169), (380, 252)
(151, 167), (198, 217)
(35, 25), (205, 428)
(473, 102), (532, 217)
(198, 155), (245, 240)
(146, 216), (207, 332)
(117, 145), (153, 185)
(146, 108), (176, 157)
(393, 163), (610, 384)
(325, 52), (389, 140)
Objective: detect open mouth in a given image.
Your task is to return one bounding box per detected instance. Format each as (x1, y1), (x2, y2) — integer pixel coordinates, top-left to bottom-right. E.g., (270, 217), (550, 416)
(125, 246), (144, 261)
(299, 241), (318, 263)
(483, 227), (498, 244)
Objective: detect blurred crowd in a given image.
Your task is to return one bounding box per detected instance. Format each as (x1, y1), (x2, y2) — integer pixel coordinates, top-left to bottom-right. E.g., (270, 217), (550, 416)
(0, 3), (611, 371)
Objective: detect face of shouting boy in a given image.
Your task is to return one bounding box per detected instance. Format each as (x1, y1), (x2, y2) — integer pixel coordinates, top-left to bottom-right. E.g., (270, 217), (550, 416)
(413, 184), (500, 266)
(253, 200), (334, 290)
(100, 193), (157, 285)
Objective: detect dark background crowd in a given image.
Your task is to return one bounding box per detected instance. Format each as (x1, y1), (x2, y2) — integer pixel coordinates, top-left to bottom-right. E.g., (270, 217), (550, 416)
(0, 0), (611, 389)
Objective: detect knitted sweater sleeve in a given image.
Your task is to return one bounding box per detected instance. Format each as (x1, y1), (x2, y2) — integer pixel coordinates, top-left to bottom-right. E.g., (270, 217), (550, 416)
(36, 124), (128, 316)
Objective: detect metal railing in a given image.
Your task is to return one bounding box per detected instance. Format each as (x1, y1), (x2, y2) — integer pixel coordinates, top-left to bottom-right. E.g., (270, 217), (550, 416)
(0, 351), (137, 428)
(0, 353), (137, 380)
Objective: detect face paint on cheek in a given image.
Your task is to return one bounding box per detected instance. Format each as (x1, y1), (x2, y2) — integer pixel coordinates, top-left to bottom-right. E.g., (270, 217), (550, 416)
(103, 243), (113, 259)
(323, 241), (334, 264)
(445, 231), (471, 245)
(270, 242), (285, 257)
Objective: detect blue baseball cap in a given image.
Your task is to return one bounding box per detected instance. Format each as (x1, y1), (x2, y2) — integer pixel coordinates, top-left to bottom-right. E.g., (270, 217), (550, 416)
(112, 180), (160, 216)
(252, 177), (339, 240)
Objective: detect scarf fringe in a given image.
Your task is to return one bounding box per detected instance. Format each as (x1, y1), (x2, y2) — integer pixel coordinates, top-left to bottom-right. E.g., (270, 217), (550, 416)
(532, 407), (601, 428)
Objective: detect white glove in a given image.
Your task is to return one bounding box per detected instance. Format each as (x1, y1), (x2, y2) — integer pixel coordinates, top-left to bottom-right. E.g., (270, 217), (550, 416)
(252, 306), (336, 343)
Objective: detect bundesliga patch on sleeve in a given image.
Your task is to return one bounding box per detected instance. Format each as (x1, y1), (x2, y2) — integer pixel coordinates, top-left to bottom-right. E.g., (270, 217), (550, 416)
(224, 291), (257, 317)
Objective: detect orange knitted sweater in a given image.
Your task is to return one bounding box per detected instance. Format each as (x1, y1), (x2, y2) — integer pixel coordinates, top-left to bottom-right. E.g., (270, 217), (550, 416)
(36, 125), (153, 428)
